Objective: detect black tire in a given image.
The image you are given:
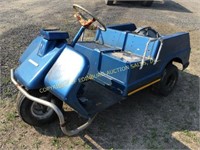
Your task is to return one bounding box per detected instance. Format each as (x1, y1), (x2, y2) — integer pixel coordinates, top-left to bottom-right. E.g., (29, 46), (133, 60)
(152, 64), (178, 96)
(17, 91), (63, 127)
(141, 1), (154, 7)
(105, 0), (113, 5)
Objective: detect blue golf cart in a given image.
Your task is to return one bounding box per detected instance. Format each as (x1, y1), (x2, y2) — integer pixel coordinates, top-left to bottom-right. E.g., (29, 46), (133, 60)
(11, 4), (190, 135)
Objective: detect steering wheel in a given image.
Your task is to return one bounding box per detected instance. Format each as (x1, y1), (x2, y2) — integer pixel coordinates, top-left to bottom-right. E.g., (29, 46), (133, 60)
(134, 26), (160, 38)
(73, 4), (106, 31)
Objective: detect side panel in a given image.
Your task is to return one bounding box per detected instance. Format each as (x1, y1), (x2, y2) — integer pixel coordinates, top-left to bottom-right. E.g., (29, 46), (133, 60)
(19, 36), (43, 63)
(99, 53), (129, 84)
(159, 32), (191, 70)
(127, 32), (191, 95)
(44, 46), (90, 118)
(126, 60), (161, 95)
(44, 47), (89, 100)
(14, 40), (66, 89)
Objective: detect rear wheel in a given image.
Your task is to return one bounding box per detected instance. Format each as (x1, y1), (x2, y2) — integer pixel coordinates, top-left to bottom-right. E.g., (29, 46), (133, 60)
(17, 91), (63, 127)
(105, 0), (113, 5)
(141, 1), (154, 7)
(152, 64), (178, 96)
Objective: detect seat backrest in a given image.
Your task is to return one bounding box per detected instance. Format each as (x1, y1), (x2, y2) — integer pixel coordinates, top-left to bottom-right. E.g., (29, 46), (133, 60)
(106, 23), (136, 31)
(124, 33), (160, 58)
(95, 28), (127, 49)
(44, 46), (89, 100)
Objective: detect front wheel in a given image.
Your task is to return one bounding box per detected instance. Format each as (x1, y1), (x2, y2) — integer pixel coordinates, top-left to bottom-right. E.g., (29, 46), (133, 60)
(152, 64), (178, 96)
(16, 91), (63, 127)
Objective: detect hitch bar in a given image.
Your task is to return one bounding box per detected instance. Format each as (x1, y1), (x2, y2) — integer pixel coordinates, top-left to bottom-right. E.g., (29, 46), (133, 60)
(10, 69), (96, 136)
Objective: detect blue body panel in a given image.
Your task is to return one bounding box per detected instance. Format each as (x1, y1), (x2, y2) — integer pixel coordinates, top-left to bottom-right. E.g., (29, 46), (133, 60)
(15, 36), (67, 89)
(124, 34), (160, 57)
(95, 28), (127, 49)
(19, 36), (43, 63)
(40, 29), (69, 40)
(107, 23), (136, 31)
(44, 46), (90, 117)
(14, 23), (190, 118)
(75, 24), (190, 96)
(159, 32), (191, 69)
(44, 46), (89, 100)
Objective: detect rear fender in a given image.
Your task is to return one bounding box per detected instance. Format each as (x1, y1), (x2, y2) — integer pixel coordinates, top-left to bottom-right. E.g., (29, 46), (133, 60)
(159, 32), (190, 71)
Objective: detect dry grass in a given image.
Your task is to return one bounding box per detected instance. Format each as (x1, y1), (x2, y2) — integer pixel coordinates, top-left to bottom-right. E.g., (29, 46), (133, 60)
(0, 0), (200, 149)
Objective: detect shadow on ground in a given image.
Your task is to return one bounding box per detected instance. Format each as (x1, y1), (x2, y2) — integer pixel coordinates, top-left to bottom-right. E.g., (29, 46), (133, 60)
(112, 0), (192, 13)
(35, 71), (199, 149)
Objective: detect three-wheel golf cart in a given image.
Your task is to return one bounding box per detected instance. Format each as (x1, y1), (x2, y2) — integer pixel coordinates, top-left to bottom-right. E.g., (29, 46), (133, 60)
(11, 4), (190, 136)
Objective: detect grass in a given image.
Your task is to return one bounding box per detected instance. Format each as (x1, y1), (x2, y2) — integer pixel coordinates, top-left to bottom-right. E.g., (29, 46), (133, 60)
(84, 144), (92, 150)
(1, 75), (14, 98)
(2, 87), (13, 98)
(143, 128), (163, 149)
(183, 130), (200, 144)
(1, 76), (10, 85)
(0, 1), (199, 149)
(6, 111), (17, 122)
(98, 121), (106, 132)
(131, 136), (138, 144)
(172, 131), (200, 150)
(51, 137), (61, 149)
(33, 140), (42, 149)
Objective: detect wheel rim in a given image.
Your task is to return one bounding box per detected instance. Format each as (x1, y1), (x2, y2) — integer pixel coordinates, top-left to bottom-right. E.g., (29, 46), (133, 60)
(30, 100), (54, 120)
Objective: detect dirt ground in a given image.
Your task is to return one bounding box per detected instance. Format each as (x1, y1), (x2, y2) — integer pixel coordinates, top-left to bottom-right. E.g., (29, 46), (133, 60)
(0, 0), (200, 149)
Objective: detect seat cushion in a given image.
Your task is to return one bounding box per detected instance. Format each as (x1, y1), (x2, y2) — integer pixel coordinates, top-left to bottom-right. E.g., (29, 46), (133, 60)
(75, 41), (121, 53)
